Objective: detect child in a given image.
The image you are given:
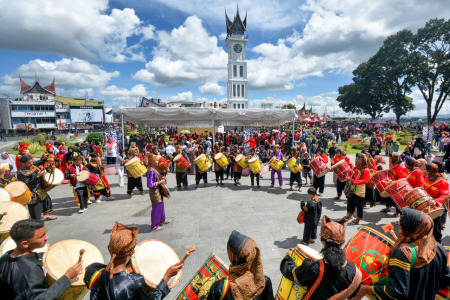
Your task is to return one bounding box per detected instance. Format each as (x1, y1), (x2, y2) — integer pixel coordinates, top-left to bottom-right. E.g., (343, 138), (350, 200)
(301, 153), (312, 185)
(232, 148), (242, 186)
(174, 145), (189, 189)
(65, 156), (90, 213)
(300, 187), (322, 245)
(248, 148), (261, 188)
(288, 146), (302, 191)
(122, 148), (144, 198)
(194, 146), (208, 188)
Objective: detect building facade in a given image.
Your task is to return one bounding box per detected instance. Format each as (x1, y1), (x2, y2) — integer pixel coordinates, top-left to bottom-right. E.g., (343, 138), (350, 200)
(226, 7), (248, 110)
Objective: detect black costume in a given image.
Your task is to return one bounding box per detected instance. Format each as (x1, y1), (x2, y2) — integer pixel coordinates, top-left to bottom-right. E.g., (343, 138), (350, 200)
(207, 276), (274, 300)
(288, 152), (302, 188)
(301, 197), (322, 244)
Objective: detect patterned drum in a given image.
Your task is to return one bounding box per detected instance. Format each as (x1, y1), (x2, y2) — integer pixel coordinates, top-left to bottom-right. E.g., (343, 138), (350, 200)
(4, 181), (31, 206)
(174, 253), (229, 300)
(236, 154), (248, 169)
(0, 188), (11, 201)
(1, 236), (49, 255)
(0, 201), (29, 240)
(194, 154), (211, 172)
(213, 153), (228, 169)
(310, 156), (330, 178)
(287, 158), (302, 174)
(125, 157), (148, 178)
(404, 187), (442, 219)
(76, 170), (100, 187)
(248, 157), (262, 174)
(436, 246), (450, 300)
(269, 157), (284, 171)
(370, 170), (394, 198)
(43, 240), (104, 300)
(42, 169), (64, 191)
(276, 244), (322, 300)
(344, 226), (393, 285)
(367, 170), (376, 189)
(158, 156), (170, 170)
(385, 179), (411, 211)
(331, 159), (354, 182)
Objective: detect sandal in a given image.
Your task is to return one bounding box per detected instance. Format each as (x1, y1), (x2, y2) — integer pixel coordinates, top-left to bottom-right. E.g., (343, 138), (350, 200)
(310, 239), (315, 243)
(351, 219), (360, 225)
(160, 219), (171, 225)
(392, 213), (400, 217)
(44, 216), (57, 221)
(380, 208), (390, 213)
(151, 226), (164, 232)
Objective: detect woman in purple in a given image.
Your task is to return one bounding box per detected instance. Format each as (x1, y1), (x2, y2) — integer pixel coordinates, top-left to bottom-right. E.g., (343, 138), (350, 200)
(270, 145), (283, 188)
(147, 154), (170, 231)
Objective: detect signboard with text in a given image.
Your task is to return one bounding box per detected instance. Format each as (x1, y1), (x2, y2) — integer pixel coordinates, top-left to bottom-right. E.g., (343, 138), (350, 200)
(69, 106), (104, 123)
(11, 111), (55, 117)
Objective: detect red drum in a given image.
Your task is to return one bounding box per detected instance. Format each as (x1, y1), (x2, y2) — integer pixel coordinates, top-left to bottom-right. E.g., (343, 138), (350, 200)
(370, 170), (394, 198)
(174, 154), (190, 170)
(76, 170), (100, 187)
(330, 159), (353, 182)
(403, 187), (443, 219)
(385, 179), (412, 211)
(310, 156), (330, 178)
(158, 156), (170, 170)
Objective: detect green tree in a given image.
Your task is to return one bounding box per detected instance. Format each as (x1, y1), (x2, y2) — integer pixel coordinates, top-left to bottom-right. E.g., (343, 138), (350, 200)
(284, 104), (297, 112)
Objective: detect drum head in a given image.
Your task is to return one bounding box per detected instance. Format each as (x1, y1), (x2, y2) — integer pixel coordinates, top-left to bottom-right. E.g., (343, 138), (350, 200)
(4, 181), (28, 198)
(330, 159), (345, 170)
(132, 239), (181, 289)
(236, 154), (244, 161)
(1, 236), (49, 255)
(214, 153), (223, 160)
(296, 244), (322, 259)
(43, 240), (104, 286)
(194, 154), (204, 162)
(0, 202), (29, 234)
(76, 170), (90, 182)
(248, 158), (257, 163)
(125, 157), (139, 166)
(0, 188), (11, 201)
(428, 207), (445, 219)
(310, 156), (320, 163)
(44, 169), (64, 185)
(174, 154), (182, 162)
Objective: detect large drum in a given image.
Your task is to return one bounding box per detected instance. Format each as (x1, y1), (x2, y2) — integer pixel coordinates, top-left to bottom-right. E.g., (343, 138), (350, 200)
(367, 169), (376, 189)
(131, 239), (182, 289)
(248, 157), (262, 174)
(194, 154), (211, 172)
(310, 156), (330, 178)
(404, 187), (443, 219)
(174, 154), (191, 170)
(236, 154), (248, 169)
(370, 170), (394, 198)
(174, 253), (229, 300)
(269, 157), (284, 172)
(344, 226), (393, 285)
(436, 246), (450, 300)
(286, 157), (302, 174)
(76, 170), (100, 187)
(0, 188), (11, 201)
(0, 201), (29, 240)
(276, 244), (323, 300)
(42, 240), (104, 300)
(213, 153), (228, 169)
(4, 181), (31, 206)
(42, 169), (64, 191)
(1, 236), (49, 255)
(158, 156), (170, 170)
(385, 179), (411, 211)
(125, 157), (148, 178)
(331, 159), (354, 182)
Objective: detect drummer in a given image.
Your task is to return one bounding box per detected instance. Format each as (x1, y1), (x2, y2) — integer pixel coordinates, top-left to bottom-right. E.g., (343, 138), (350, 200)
(381, 153), (405, 216)
(123, 148), (145, 198)
(232, 147), (242, 186)
(288, 146), (302, 192)
(147, 154), (170, 231)
(354, 208), (450, 300)
(15, 142), (29, 171)
(194, 146), (208, 188)
(332, 149), (353, 200)
(0, 166), (16, 188)
(312, 148), (328, 196)
(212, 145), (224, 186)
(0, 219), (83, 298)
(404, 157), (424, 188)
(280, 216), (362, 299)
(424, 162), (449, 243)
(65, 155), (89, 213)
(86, 153), (114, 202)
(269, 145), (283, 189)
(84, 222), (183, 298)
(248, 148), (261, 188)
(175, 145), (190, 190)
(17, 155), (56, 220)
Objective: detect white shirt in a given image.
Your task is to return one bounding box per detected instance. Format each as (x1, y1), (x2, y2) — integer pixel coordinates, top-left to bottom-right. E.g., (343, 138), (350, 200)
(74, 165), (85, 189)
(166, 145), (175, 155)
(105, 143), (117, 157)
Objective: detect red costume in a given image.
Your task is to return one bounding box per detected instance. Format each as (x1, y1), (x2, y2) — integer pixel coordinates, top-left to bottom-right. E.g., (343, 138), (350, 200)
(16, 143), (29, 170)
(390, 163), (406, 180)
(424, 176), (449, 206)
(332, 155), (354, 169)
(315, 153), (329, 164)
(243, 138), (256, 148)
(352, 168), (370, 185)
(405, 168), (425, 188)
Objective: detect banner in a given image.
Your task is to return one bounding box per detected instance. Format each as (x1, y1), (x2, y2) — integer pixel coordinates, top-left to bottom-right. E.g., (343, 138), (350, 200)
(422, 126), (434, 143)
(243, 128), (252, 155)
(70, 106), (104, 123)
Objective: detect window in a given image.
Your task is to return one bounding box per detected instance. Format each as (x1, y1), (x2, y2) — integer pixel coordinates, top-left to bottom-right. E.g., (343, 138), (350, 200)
(237, 104), (240, 109)
(234, 104), (236, 109)
(240, 66), (243, 77)
(233, 85), (236, 97)
(233, 65), (237, 77)
(242, 104), (245, 109)
(242, 85), (245, 98)
(237, 85), (240, 97)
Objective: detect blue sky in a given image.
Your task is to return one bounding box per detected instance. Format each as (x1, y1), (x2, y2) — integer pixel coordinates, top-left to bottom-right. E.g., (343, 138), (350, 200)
(0, 0), (449, 117)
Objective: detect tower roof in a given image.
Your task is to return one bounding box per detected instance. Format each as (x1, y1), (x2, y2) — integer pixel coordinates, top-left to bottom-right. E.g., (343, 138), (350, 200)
(225, 5), (247, 36)
(20, 76), (55, 95)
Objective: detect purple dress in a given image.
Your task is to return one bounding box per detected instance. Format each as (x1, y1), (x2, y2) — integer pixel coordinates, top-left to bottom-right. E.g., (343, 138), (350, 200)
(147, 169), (166, 230)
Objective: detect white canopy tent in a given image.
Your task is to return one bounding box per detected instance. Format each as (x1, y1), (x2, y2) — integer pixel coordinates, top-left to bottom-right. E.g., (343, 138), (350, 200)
(120, 107), (297, 145)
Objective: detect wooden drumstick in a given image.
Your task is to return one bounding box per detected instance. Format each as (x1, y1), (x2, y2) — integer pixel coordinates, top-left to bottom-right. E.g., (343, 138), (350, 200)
(180, 247), (196, 264)
(78, 249), (85, 263)
(0, 212), (7, 222)
(381, 224), (398, 240)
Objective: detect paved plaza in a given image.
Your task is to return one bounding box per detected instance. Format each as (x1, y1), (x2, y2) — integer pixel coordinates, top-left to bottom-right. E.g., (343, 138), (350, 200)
(37, 154), (450, 299)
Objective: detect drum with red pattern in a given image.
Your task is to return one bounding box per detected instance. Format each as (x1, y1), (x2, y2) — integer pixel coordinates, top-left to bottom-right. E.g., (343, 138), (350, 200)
(370, 170), (394, 198)
(385, 179), (411, 211)
(310, 156), (330, 178)
(330, 159), (354, 182)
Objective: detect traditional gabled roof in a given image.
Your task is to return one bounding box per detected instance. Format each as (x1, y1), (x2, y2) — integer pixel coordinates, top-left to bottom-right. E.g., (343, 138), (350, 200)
(44, 79), (55, 94)
(225, 5), (247, 36)
(20, 75), (31, 93)
(20, 76), (55, 95)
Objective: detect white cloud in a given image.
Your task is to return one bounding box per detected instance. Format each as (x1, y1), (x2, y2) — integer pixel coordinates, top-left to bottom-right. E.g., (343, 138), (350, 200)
(199, 82), (225, 95)
(99, 84), (147, 97)
(167, 91), (194, 102)
(0, 0), (149, 62)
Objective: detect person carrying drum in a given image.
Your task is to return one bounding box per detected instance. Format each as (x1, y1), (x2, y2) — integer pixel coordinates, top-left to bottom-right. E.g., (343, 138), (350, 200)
(86, 153), (114, 202)
(123, 148), (145, 198)
(269, 145), (283, 189)
(0, 165), (16, 188)
(249, 148), (261, 188)
(354, 208), (450, 300)
(288, 146), (302, 191)
(0, 219), (83, 298)
(381, 153), (405, 217)
(300, 188), (322, 246)
(280, 216), (362, 299)
(212, 145), (224, 186)
(65, 155), (89, 213)
(404, 157), (424, 188)
(207, 230), (274, 299)
(332, 149), (354, 200)
(84, 222), (182, 299)
(194, 146), (208, 188)
(301, 152), (313, 185)
(312, 148), (328, 196)
(174, 145), (190, 189)
(231, 147), (242, 186)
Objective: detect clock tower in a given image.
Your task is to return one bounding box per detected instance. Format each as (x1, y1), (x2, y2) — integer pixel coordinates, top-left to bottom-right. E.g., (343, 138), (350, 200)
(225, 7), (248, 109)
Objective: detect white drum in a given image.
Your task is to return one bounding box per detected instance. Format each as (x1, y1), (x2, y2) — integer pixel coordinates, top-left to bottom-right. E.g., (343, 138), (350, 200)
(42, 169), (64, 191)
(0, 188), (11, 201)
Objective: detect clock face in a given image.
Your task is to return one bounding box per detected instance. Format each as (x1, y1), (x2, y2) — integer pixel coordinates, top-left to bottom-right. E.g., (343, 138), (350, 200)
(233, 44), (242, 53)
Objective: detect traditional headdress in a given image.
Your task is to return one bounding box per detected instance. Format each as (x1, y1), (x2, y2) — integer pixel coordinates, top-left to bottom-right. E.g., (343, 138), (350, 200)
(45, 143), (53, 151)
(106, 222), (139, 278)
(18, 143), (29, 154)
(320, 215), (348, 245)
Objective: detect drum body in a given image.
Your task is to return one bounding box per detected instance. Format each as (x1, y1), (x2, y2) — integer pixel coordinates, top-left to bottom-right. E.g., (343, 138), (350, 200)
(0, 188), (11, 201)
(385, 179), (411, 211)
(370, 170), (394, 198)
(248, 158), (262, 174)
(42, 169), (64, 191)
(160, 184), (170, 198)
(213, 153), (228, 169)
(344, 181), (354, 198)
(287, 158), (302, 174)
(174, 154), (191, 170)
(0, 201), (29, 240)
(158, 156), (170, 170)
(367, 170), (376, 189)
(125, 157), (148, 178)
(331, 159), (354, 182)
(310, 156), (330, 178)
(276, 244), (323, 300)
(344, 226), (393, 285)
(1, 236), (48, 255)
(76, 170), (100, 187)
(4, 181), (31, 206)
(194, 154), (211, 172)
(269, 157), (284, 172)
(42, 240), (104, 300)
(131, 239), (182, 289)
(236, 154), (248, 168)
(404, 187), (435, 214)
(174, 253), (229, 300)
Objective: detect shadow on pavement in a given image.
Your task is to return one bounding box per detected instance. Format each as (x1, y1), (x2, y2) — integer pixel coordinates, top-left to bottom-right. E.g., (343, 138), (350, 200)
(274, 235), (300, 250)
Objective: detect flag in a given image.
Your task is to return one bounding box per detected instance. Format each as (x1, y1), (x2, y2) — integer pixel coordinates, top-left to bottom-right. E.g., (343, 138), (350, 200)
(28, 117), (31, 131)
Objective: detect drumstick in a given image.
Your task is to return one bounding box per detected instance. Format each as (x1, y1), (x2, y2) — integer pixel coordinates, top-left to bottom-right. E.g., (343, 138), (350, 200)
(180, 247), (196, 264)
(381, 224), (397, 240)
(0, 212), (7, 221)
(78, 249), (85, 263)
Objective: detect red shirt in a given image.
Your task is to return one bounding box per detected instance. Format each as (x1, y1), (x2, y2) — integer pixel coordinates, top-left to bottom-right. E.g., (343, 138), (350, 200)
(424, 176), (449, 206)
(391, 164), (406, 180)
(315, 154), (329, 164)
(244, 138), (256, 148)
(352, 168), (370, 185)
(405, 169), (425, 188)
